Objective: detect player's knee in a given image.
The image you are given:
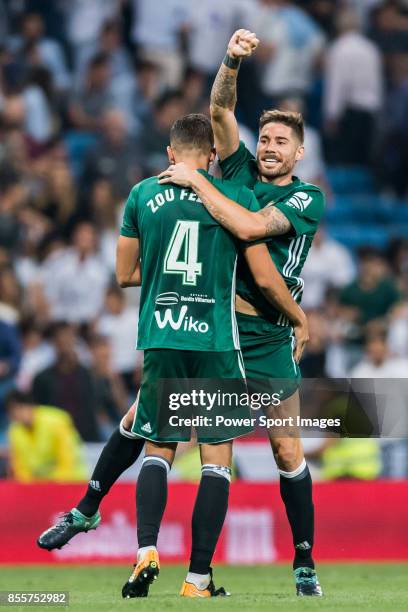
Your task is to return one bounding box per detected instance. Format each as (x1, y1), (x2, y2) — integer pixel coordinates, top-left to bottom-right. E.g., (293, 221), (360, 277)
(273, 442), (302, 471)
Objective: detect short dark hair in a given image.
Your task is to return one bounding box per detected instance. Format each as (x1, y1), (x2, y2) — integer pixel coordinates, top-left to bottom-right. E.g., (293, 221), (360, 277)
(259, 109), (304, 143)
(48, 320), (72, 339)
(170, 113), (214, 153)
(154, 89), (183, 112)
(356, 245), (384, 262)
(5, 389), (34, 409)
(89, 52), (109, 70)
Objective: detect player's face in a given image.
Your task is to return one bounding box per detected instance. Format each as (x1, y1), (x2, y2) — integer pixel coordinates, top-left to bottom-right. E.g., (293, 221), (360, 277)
(256, 123), (304, 182)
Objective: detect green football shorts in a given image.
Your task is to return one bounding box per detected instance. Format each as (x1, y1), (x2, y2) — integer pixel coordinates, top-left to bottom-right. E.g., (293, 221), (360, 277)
(131, 348), (253, 444)
(237, 312), (301, 401)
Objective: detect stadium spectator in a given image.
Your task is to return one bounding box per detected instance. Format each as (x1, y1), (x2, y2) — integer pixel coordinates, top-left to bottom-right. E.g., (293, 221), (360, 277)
(29, 140), (77, 235)
(16, 321), (53, 392)
(78, 19), (132, 85)
(351, 330), (408, 377)
(87, 179), (121, 273)
(40, 222), (110, 325)
(0, 170), (26, 253)
(7, 12), (71, 91)
(32, 322), (102, 442)
(338, 246), (401, 368)
(249, 0), (325, 106)
(138, 90), (185, 175)
(186, 0), (247, 80)
(68, 52), (114, 133)
(369, 0), (408, 55)
(64, 0), (119, 72)
(88, 335), (128, 438)
(299, 309), (328, 377)
(111, 59), (162, 135)
(6, 390), (87, 482)
(96, 285), (141, 393)
(377, 52), (408, 197)
(388, 302), (408, 359)
(182, 67), (208, 114)
(301, 228), (355, 309)
(323, 7), (383, 164)
(0, 1), (8, 40)
(0, 320), (21, 433)
(306, 436), (382, 481)
(130, 0), (188, 87)
(81, 109), (142, 198)
(279, 96), (331, 192)
(0, 266), (23, 324)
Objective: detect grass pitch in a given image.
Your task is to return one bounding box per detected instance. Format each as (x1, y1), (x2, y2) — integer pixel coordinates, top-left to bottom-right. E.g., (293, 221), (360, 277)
(0, 564), (407, 611)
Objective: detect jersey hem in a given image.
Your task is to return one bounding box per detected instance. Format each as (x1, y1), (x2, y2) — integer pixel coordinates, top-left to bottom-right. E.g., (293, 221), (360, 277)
(136, 343), (241, 352)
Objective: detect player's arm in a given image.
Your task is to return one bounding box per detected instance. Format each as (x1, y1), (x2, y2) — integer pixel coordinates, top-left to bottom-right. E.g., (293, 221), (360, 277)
(244, 243), (309, 362)
(158, 163), (291, 240)
(116, 236), (141, 288)
(210, 29), (259, 160)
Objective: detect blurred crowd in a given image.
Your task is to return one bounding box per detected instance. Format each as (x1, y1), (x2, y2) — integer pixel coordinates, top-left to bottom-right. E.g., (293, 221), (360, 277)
(1, 0), (408, 480)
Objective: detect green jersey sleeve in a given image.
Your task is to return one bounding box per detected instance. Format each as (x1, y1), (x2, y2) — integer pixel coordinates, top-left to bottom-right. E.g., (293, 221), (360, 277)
(218, 141), (257, 185)
(120, 185), (140, 238)
(236, 186), (260, 212)
(274, 188), (325, 237)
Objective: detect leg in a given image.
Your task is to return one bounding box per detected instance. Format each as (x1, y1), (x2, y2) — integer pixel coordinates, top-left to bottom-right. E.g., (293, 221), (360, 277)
(136, 441), (176, 550)
(122, 441), (177, 598)
(181, 441), (232, 597)
(37, 403), (144, 551)
(77, 402), (144, 516)
(268, 391), (315, 570)
(268, 392), (322, 595)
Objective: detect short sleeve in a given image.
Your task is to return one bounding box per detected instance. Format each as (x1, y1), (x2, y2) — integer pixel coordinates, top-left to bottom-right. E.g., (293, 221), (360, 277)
(120, 185), (140, 238)
(237, 186), (260, 212)
(219, 141), (256, 184)
(274, 189), (325, 237)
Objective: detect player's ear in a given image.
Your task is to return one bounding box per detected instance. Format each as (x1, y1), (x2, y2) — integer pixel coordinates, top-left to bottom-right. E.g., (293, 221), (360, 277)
(209, 147), (216, 164)
(167, 145), (176, 164)
(295, 144), (304, 162)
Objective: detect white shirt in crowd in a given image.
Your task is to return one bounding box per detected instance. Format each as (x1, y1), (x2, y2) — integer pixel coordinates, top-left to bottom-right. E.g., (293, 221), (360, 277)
(187, 0), (249, 75)
(16, 341), (55, 392)
(388, 314), (408, 359)
(65, 0), (117, 46)
(97, 308), (140, 374)
(324, 31), (383, 120)
(296, 125), (326, 185)
(351, 357), (408, 378)
(40, 249), (110, 324)
(301, 235), (355, 309)
(248, 2), (325, 96)
(23, 86), (54, 144)
(131, 0), (189, 52)
(351, 355), (408, 437)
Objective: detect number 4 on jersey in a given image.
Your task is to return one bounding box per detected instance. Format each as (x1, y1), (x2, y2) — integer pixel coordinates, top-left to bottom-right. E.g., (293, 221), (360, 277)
(164, 220), (202, 286)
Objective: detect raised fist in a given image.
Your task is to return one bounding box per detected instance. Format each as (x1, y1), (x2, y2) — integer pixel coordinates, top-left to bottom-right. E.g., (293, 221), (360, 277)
(227, 29), (259, 60)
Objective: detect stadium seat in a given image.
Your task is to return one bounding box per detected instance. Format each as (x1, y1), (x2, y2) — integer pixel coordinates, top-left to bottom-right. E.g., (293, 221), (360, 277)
(327, 166), (375, 195)
(63, 131), (98, 178)
(327, 223), (389, 249)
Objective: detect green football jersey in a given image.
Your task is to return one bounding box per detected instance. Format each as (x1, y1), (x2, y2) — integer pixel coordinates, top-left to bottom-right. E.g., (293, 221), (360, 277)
(219, 141), (325, 325)
(120, 170), (259, 351)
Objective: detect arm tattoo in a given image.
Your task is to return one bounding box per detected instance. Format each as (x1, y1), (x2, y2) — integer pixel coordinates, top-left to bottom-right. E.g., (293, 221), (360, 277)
(198, 198), (238, 235)
(258, 207), (291, 236)
(211, 64), (238, 111)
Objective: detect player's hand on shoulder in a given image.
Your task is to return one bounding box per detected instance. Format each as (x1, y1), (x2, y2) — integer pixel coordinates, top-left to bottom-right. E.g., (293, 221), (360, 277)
(158, 163), (197, 188)
(227, 29), (259, 60)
